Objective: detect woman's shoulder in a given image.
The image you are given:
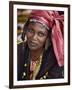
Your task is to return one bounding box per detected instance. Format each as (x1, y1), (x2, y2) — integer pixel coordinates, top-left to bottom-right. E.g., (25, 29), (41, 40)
(17, 41), (27, 50)
(17, 41), (28, 61)
(44, 45), (57, 63)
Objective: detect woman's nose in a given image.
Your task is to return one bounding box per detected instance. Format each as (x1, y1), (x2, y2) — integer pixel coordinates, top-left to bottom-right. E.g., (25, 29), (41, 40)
(33, 33), (38, 40)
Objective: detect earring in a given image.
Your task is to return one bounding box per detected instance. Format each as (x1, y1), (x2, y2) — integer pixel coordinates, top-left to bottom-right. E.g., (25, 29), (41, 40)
(22, 34), (27, 49)
(45, 38), (51, 50)
(24, 35), (27, 42)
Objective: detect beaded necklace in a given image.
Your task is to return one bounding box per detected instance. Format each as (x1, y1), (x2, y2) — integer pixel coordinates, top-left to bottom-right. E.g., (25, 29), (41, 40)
(30, 53), (43, 80)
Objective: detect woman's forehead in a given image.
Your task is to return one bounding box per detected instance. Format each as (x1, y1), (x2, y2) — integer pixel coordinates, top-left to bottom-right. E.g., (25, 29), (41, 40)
(28, 22), (48, 32)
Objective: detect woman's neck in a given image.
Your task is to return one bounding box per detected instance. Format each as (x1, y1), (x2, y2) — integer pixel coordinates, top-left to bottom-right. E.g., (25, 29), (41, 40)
(29, 48), (43, 61)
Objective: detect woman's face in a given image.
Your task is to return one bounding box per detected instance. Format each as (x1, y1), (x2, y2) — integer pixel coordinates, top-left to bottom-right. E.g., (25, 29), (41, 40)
(26, 22), (48, 50)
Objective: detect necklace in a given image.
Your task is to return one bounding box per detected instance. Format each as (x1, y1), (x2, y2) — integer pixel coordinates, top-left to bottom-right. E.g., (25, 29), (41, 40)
(31, 55), (40, 61)
(30, 59), (40, 72)
(29, 52), (43, 80)
(29, 52), (42, 71)
(29, 49), (43, 61)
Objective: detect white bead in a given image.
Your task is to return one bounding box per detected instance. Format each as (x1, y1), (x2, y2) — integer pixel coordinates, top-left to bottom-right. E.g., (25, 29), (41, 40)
(23, 72), (26, 76)
(43, 75), (46, 79)
(24, 63), (27, 67)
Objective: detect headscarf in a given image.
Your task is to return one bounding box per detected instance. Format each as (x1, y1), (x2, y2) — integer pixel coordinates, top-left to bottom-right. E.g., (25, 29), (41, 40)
(28, 10), (64, 67)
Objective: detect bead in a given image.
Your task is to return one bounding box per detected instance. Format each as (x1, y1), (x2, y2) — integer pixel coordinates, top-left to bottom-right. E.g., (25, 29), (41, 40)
(24, 63), (27, 67)
(23, 72), (26, 76)
(22, 72), (26, 79)
(43, 75), (46, 79)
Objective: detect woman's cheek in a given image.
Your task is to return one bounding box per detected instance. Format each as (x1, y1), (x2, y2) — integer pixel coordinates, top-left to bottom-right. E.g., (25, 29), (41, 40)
(26, 33), (32, 40)
(38, 37), (47, 46)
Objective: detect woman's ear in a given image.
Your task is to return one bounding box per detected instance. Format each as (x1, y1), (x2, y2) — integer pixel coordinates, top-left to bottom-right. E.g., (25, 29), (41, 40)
(45, 37), (51, 50)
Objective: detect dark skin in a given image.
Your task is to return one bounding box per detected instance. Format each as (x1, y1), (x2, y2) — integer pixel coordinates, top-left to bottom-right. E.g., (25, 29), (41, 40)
(26, 22), (48, 61)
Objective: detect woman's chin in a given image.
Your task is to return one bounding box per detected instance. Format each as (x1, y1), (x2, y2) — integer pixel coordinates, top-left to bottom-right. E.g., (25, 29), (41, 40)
(28, 46), (38, 50)
(28, 43), (38, 50)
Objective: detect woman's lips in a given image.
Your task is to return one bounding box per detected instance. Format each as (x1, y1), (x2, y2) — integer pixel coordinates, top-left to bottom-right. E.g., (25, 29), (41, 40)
(29, 41), (37, 46)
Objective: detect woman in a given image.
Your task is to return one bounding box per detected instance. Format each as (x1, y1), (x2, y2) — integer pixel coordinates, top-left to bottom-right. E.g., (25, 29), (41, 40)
(17, 10), (64, 80)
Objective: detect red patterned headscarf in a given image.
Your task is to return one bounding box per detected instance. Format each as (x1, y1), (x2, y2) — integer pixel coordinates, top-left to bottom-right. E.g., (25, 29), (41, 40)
(29, 10), (64, 67)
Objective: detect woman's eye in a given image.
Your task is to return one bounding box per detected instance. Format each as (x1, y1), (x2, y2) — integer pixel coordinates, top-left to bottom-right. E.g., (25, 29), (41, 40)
(27, 29), (34, 33)
(38, 32), (45, 37)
